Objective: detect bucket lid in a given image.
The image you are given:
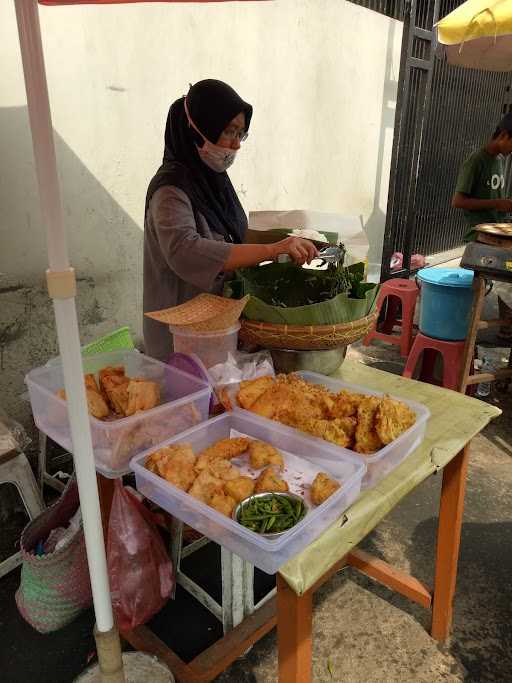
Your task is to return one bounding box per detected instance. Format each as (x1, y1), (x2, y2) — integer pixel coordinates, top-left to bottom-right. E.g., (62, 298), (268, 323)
(417, 267), (473, 288)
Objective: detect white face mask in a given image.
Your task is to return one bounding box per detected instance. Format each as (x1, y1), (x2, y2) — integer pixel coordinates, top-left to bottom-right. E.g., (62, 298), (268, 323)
(184, 97), (238, 173)
(197, 141), (237, 173)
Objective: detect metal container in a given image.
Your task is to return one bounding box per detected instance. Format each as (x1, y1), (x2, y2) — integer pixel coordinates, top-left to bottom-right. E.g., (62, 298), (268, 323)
(232, 492), (308, 539)
(270, 346), (347, 375)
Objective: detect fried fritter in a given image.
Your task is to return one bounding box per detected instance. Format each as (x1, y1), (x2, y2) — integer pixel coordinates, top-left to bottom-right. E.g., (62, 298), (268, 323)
(375, 397), (416, 445)
(209, 493), (237, 517)
(248, 441), (284, 470)
(206, 458), (241, 481)
(311, 472), (341, 506)
(84, 373), (101, 394)
(86, 388), (110, 419)
(248, 386), (282, 419)
(188, 470), (224, 504)
(224, 476), (255, 503)
(276, 413), (353, 448)
(107, 380), (130, 415)
(99, 366), (126, 394)
(195, 437), (251, 471)
(125, 379), (160, 416)
(354, 396), (383, 454)
(254, 467), (289, 494)
(56, 385), (110, 419)
(330, 390), (365, 419)
(145, 444), (196, 474)
(237, 376), (275, 409)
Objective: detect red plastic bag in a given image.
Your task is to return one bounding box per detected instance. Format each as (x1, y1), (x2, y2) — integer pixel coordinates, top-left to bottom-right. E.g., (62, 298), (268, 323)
(107, 480), (173, 631)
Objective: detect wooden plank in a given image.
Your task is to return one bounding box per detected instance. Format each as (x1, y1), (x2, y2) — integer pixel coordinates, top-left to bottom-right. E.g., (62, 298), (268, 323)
(122, 625), (198, 683)
(458, 275), (486, 393)
(477, 318), (512, 330)
(431, 446), (470, 641)
(347, 549), (432, 609)
(191, 596), (277, 681)
(277, 574), (312, 683)
(466, 367), (512, 386)
(96, 473), (115, 545)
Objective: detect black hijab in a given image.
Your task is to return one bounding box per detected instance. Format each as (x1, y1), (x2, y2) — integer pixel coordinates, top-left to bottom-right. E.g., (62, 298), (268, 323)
(145, 79), (253, 244)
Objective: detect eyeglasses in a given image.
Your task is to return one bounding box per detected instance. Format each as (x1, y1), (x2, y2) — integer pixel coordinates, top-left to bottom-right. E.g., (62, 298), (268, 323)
(220, 128), (248, 142)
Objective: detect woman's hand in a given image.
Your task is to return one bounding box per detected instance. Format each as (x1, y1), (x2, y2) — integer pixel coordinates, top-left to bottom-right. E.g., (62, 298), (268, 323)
(270, 237), (319, 265)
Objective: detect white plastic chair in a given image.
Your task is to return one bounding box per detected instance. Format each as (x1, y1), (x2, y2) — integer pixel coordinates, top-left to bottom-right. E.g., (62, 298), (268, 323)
(0, 448), (44, 578)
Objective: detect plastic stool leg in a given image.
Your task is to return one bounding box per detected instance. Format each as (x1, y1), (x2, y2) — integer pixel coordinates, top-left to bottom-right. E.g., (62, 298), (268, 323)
(403, 341), (421, 380)
(381, 296), (400, 335)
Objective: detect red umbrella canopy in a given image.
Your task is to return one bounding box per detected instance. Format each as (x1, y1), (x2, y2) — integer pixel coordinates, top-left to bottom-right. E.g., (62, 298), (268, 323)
(39, 1), (267, 4)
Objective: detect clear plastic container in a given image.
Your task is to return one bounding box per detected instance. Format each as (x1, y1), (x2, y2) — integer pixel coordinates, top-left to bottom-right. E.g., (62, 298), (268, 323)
(25, 350), (212, 478)
(130, 412), (365, 575)
(228, 370), (430, 490)
(170, 323), (240, 370)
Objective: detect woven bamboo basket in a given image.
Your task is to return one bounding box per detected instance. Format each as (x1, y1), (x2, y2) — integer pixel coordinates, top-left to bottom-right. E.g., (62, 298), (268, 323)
(240, 309), (378, 351)
(145, 294), (250, 332)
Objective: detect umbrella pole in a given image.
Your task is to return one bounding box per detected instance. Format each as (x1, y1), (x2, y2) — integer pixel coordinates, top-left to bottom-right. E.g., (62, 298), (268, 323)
(14, 2), (124, 680)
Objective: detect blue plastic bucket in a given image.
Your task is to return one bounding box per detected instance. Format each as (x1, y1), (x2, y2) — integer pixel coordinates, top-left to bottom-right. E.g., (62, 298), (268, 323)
(417, 267), (474, 341)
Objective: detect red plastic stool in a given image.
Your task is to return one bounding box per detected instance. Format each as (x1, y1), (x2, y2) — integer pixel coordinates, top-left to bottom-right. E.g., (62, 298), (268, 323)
(363, 278), (419, 357)
(403, 333), (465, 391)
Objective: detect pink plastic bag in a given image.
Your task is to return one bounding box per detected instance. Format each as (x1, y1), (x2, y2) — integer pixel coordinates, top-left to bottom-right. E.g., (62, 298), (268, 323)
(107, 480), (173, 631)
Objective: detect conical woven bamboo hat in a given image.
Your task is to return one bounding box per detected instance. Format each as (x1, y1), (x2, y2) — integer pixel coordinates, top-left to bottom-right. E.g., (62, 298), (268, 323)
(145, 294), (250, 332)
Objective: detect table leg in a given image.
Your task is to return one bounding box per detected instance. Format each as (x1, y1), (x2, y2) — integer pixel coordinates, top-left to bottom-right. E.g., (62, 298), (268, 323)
(277, 574), (313, 683)
(431, 445), (470, 641)
(97, 474), (115, 546)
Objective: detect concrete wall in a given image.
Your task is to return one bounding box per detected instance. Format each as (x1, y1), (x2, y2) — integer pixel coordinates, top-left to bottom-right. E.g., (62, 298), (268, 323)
(0, 0), (401, 428)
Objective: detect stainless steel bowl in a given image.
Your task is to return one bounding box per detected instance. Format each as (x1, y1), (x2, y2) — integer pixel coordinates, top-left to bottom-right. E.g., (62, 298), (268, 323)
(270, 347), (347, 375)
(232, 491), (308, 538)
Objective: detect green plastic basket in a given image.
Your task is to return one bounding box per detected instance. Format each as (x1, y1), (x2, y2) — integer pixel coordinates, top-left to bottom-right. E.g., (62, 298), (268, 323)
(81, 326), (134, 356)
(46, 327), (135, 368)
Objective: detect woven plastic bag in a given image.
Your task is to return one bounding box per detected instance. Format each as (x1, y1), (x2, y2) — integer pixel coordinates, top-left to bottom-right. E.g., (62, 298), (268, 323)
(107, 480), (173, 631)
(15, 477), (92, 633)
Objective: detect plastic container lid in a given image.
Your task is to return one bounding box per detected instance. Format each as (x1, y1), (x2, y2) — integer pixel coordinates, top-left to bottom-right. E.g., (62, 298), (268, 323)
(166, 352), (215, 411)
(417, 267), (473, 288)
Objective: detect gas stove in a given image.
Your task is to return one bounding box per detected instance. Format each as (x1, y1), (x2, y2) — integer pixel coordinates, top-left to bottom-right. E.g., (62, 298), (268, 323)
(461, 241), (512, 283)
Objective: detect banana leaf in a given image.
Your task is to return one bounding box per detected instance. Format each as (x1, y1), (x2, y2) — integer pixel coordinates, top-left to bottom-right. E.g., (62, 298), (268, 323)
(225, 261), (379, 326)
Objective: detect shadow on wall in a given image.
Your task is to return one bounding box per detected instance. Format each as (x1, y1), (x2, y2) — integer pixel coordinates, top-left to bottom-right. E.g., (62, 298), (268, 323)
(364, 20), (399, 276)
(0, 105), (143, 429)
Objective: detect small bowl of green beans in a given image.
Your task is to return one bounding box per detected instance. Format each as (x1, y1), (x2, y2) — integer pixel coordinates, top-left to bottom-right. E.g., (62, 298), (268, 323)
(233, 492), (308, 537)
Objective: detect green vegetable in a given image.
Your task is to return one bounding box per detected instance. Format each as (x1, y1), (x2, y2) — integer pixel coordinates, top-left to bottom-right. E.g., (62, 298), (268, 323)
(238, 495), (307, 534)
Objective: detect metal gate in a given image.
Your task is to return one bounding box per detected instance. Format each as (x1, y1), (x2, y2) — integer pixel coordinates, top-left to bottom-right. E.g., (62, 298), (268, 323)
(374, 0), (512, 280)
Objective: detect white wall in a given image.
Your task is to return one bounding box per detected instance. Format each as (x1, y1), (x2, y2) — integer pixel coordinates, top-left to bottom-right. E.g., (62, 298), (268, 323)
(0, 0), (401, 423)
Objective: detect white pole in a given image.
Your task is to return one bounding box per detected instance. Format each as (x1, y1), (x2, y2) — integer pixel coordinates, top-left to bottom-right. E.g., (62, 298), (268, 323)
(14, 0), (114, 634)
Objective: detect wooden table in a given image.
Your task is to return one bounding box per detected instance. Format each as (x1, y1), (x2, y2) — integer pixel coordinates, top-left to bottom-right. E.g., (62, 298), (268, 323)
(97, 362), (499, 683)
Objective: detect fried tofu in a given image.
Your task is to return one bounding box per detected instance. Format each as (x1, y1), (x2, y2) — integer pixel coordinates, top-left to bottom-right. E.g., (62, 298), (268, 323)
(311, 473), (340, 506)
(254, 467), (289, 494)
(125, 379), (160, 416)
(224, 476), (255, 503)
(354, 397), (383, 454)
(237, 376), (275, 409)
(248, 441), (284, 470)
(209, 493), (237, 517)
(375, 397), (416, 445)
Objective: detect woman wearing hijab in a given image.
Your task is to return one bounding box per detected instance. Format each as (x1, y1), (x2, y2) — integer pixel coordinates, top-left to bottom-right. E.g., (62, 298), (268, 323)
(143, 79), (317, 361)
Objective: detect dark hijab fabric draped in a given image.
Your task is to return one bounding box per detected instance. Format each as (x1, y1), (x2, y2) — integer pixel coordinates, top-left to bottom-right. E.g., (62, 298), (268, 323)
(145, 79), (253, 244)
